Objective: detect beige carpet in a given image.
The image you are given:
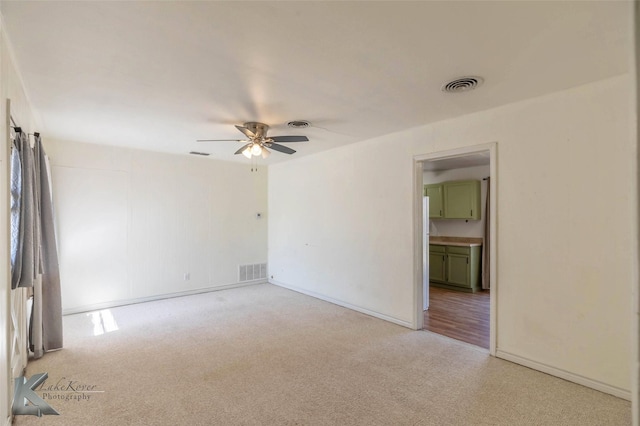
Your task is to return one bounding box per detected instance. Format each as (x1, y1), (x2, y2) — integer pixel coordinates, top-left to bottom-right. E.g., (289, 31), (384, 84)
(14, 284), (630, 425)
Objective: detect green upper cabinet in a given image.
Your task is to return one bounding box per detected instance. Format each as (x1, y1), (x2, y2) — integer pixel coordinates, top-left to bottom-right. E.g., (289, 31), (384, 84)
(424, 179), (481, 220)
(443, 180), (481, 220)
(424, 184), (444, 218)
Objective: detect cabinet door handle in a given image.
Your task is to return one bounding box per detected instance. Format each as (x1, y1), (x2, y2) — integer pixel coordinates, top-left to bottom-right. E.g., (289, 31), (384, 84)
(443, 256), (446, 280)
(470, 209), (473, 216)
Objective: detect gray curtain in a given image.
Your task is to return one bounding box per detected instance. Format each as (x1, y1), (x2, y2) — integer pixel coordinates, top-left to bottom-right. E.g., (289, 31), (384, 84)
(10, 137), (22, 279)
(11, 131), (38, 289)
(482, 177), (491, 290)
(10, 132), (63, 358)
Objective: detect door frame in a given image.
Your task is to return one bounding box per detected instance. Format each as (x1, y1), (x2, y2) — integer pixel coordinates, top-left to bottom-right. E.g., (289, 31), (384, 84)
(412, 142), (497, 356)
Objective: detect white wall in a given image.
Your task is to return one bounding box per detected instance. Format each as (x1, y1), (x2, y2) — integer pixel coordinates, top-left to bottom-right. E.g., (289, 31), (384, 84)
(424, 164), (490, 238)
(269, 74), (635, 395)
(632, 2), (640, 422)
(0, 17), (38, 426)
(44, 140), (268, 313)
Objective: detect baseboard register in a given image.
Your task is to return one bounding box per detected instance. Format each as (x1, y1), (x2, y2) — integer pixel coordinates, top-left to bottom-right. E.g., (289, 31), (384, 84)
(239, 263), (267, 282)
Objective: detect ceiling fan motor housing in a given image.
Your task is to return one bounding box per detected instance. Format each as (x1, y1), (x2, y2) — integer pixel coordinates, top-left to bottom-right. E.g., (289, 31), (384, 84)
(244, 122), (269, 139)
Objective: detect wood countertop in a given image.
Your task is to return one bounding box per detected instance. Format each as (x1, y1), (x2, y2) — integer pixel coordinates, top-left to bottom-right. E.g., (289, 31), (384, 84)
(429, 236), (483, 247)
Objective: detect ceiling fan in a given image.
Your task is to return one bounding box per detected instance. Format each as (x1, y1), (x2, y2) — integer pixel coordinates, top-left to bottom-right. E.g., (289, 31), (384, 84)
(197, 122), (309, 159)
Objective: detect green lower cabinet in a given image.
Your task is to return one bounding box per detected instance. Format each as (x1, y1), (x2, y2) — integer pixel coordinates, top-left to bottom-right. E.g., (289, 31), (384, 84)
(445, 253), (469, 287)
(428, 252), (446, 282)
(429, 244), (482, 292)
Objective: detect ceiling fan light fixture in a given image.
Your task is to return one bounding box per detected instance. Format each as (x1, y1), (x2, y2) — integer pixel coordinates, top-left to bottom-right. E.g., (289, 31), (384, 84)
(251, 143), (263, 156)
(242, 147), (252, 159)
(261, 147), (271, 159)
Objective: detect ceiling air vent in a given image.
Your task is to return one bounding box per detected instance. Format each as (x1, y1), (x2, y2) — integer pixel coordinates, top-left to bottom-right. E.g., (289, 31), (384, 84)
(287, 120), (310, 129)
(189, 151), (210, 156)
(442, 76), (484, 93)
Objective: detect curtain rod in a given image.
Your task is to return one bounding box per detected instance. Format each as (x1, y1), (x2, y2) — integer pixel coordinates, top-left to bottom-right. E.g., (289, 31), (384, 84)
(10, 115), (21, 133)
(9, 116), (40, 137)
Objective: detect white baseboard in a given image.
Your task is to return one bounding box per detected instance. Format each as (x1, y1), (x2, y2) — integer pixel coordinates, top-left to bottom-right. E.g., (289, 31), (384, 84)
(496, 350), (631, 401)
(62, 280), (266, 315)
(270, 279), (413, 329)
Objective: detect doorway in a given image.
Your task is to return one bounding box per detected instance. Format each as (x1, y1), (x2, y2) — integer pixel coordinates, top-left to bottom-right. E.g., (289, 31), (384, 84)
(413, 144), (497, 355)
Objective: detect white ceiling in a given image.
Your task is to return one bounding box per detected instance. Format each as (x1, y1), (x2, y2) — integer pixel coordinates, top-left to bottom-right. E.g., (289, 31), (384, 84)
(0, 1), (630, 164)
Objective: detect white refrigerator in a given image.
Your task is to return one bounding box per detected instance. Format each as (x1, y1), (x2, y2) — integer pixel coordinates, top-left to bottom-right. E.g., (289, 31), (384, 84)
(423, 196), (429, 311)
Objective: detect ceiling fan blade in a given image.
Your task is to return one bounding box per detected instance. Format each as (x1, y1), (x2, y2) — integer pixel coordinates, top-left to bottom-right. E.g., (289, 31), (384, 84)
(235, 125), (256, 139)
(197, 139), (244, 142)
(268, 143), (296, 155)
(270, 136), (309, 143)
(234, 143), (252, 155)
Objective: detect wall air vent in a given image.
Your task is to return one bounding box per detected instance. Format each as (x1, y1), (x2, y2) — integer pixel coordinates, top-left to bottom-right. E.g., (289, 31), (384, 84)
(442, 76), (484, 93)
(239, 263), (267, 282)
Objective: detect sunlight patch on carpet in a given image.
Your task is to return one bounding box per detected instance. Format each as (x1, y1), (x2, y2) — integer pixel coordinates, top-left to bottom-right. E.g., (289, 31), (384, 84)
(88, 309), (119, 336)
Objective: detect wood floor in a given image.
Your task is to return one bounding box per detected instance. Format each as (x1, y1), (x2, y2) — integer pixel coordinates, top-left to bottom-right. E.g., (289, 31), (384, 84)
(423, 286), (490, 349)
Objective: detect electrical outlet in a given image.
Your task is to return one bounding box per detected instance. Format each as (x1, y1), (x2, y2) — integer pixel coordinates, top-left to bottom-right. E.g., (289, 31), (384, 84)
(184, 272), (190, 281)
